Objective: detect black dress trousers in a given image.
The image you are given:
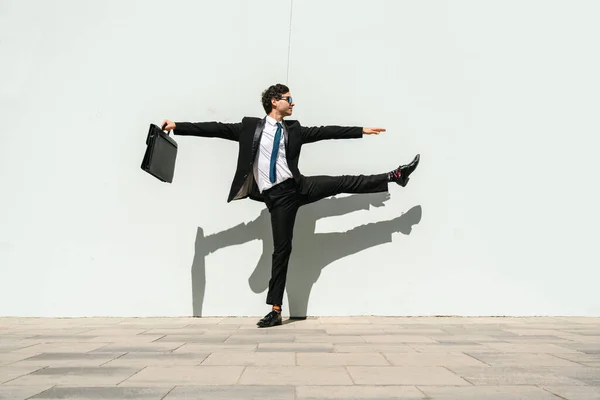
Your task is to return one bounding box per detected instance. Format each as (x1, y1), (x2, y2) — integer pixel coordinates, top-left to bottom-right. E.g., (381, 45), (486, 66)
(262, 173), (389, 306)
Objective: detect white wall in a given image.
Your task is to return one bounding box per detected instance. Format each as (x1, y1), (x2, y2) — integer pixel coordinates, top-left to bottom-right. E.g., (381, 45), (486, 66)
(1, 0), (599, 317)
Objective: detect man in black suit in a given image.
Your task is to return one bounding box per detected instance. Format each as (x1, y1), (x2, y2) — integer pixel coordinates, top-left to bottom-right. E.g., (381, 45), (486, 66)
(162, 83), (419, 328)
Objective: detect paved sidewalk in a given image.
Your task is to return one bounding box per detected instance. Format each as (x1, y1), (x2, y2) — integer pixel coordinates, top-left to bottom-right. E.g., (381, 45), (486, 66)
(0, 316), (599, 399)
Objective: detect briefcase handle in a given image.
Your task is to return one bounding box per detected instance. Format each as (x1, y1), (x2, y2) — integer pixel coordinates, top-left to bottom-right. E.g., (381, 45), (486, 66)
(161, 122), (170, 134)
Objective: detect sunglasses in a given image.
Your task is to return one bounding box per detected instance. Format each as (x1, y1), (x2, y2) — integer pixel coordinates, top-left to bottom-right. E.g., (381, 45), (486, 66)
(279, 96), (293, 104)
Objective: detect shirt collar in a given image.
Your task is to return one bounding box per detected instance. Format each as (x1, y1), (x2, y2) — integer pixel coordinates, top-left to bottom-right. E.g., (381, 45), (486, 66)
(265, 115), (282, 127)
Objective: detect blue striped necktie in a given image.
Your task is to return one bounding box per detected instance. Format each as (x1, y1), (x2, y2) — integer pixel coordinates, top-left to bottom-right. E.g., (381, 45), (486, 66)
(269, 122), (283, 183)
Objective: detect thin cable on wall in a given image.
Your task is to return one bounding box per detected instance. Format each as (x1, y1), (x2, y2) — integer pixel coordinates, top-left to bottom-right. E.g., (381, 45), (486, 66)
(286, 0), (294, 84)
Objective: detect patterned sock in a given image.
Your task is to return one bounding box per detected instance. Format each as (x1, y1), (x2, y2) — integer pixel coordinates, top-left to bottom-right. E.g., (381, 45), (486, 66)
(272, 305), (281, 313)
(387, 168), (401, 182)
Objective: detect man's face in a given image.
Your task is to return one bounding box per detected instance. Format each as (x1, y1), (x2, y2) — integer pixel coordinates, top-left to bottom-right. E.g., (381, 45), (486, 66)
(272, 92), (294, 116)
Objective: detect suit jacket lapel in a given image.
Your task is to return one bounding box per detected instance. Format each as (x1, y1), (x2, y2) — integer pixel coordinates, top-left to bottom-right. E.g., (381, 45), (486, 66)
(251, 117), (266, 160)
(282, 120), (290, 153)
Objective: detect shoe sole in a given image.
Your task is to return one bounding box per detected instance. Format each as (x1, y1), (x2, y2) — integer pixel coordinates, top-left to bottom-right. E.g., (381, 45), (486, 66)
(257, 321), (282, 328)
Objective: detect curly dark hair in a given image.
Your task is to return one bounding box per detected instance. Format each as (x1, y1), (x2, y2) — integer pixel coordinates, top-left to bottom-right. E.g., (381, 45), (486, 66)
(261, 84), (290, 114)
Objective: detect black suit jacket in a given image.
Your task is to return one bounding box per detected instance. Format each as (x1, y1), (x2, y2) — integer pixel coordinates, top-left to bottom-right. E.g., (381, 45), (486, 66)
(173, 117), (363, 202)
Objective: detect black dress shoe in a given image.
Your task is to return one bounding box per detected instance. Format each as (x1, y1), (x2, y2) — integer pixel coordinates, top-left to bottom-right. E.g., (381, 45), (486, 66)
(392, 154), (420, 187)
(257, 311), (282, 328)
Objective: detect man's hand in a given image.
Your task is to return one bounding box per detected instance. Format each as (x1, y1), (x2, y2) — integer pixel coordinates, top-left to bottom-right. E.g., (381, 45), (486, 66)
(161, 120), (176, 131)
(363, 127), (386, 135)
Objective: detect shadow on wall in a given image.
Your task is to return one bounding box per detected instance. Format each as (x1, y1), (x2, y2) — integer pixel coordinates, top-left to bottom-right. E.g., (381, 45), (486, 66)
(190, 193), (422, 318)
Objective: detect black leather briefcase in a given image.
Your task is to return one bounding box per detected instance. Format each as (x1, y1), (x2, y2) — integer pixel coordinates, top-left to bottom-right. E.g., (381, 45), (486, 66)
(141, 123), (178, 183)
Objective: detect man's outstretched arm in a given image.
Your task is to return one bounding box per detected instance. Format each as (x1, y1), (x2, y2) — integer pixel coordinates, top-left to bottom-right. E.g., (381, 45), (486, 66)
(161, 119), (242, 142)
(300, 124), (385, 144)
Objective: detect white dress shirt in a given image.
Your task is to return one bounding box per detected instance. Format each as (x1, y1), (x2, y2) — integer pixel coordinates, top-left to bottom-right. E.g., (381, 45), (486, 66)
(253, 115), (294, 193)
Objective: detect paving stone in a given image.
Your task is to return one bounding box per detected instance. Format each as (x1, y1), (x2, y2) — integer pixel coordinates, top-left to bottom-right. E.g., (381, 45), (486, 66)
(294, 335), (365, 343)
(91, 343), (185, 353)
(347, 366), (470, 385)
(0, 365), (48, 384)
(446, 366), (591, 386)
(469, 343), (582, 353)
(297, 353), (389, 366)
(257, 343), (333, 352)
(466, 352), (584, 367)
(0, 352), (38, 367)
(296, 385), (425, 399)
(201, 352), (295, 366)
(542, 385), (600, 400)
(154, 335), (230, 343)
(383, 352), (487, 366)
(78, 335), (166, 343)
(0, 385), (53, 399)
(549, 352), (600, 366)
(334, 344), (416, 353)
(224, 335), (295, 344)
(558, 343), (600, 354)
(239, 366), (353, 385)
(10, 343), (108, 354)
(9, 352), (126, 367)
(419, 385), (563, 399)
(163, 386), (295, 400)
(362, 335), (438, 343)
(173, 344), (257, 353)
(4, 366), (141, 386)
(411, 344), (495, 353)
(29, 386), (172, 399)
(120, 366), (244, 386)
(101, 352), (210, 367)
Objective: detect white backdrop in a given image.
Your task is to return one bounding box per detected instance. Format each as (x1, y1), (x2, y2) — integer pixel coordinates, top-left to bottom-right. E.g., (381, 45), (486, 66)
(1, 0), (599, 317)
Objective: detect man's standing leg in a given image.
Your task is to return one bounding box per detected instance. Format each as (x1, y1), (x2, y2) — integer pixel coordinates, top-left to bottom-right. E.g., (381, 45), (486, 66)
(257, 180), (299, 328)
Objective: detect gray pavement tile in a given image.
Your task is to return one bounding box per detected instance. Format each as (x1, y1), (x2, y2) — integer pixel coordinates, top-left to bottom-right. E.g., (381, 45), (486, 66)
(542, 385), (600, 400)
(294, 335), (365, 343)
(542, 366), (600, 386)
(0, 365), (48, 384)
(383, 352), (487, 367)
(558, 343), (600, 354)
(154, 335), (229, 343)
(466, 352), (584, 367)
(362, 335), (438, 344)
(224, 335), (295, 344)
(101, 352), (210, 367)
(419, 385), (563, 399)
(334, 344), (415, 353)
(411, 344), (495, 353)
(201, 352), (295, 366)
(11, 343), (110, 355)
(296, 353), (389, 366)
(550, 352), (600, 366)
(347, 366), (470, 385)
(0, 352), (39, 366)
(9, 352), (126, 367)
(257, 343), (333, 352)
(26, 335), (99, 341)
(4, 366), (142, 386)
(91, 344), (185, 353)
(239, 366), (353, 385)
(482, 343), (584, 353)
(120, 366), (244, 386)
(173, 344), (257, 353)
(446, 366), (591, 386)
(164, 386), (295, 400)
(0, 385), (53, 400)
(28, 386), (172, 399)
(499, 336), (579, 344)
(296, 385), (425, 399)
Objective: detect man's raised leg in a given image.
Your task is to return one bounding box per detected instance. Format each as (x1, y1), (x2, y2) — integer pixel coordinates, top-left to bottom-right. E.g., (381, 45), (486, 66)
(298, 154), (420, 205)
